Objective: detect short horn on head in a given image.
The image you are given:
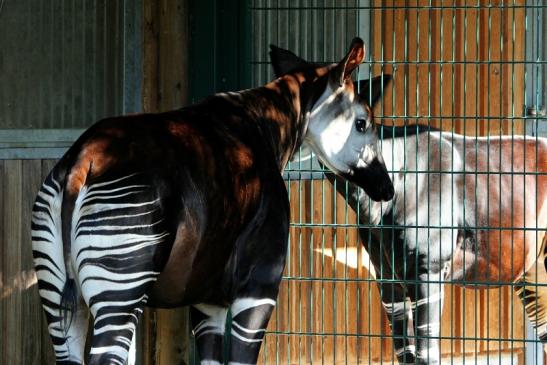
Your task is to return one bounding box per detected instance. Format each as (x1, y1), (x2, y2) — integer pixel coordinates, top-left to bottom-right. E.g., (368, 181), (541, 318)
(332, 37), (366, 86)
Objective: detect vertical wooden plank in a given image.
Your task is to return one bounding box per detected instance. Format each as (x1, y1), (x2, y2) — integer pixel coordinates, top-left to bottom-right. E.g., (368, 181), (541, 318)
(429, 1), (441, 128)
(453, 0), (466, 133)
(417, 0), (430, 127)
(0, 160), (4, 365)
(157, 0), (188, 111)
(478, 0), (490, 136)
(404, 0), (418, 127)
(141, 1), (159, 363)
(487, 0), (502, 136)
(333, 188), (344, 363)
(141, 0), (191, 363)
(142, 0), (159, 114)
(392, 0), (406, 127)
(301, 180), (313, 362)
(20, 160), (44, 365)
(287, 179), (301, 363)
(40, 160), (57, 365)
(440, 2), (455, 131)
(3, 160), (23, 364)
(463, 0), (479, 136)
(502, 0), (525, 135)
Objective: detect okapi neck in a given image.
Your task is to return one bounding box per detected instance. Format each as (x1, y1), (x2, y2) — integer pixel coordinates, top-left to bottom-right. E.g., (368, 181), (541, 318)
(238, 73), (323, 171)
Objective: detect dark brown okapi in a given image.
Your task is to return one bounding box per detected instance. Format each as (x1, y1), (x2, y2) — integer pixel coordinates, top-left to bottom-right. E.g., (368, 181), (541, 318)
(325, 78), (547, 364)
(31, 38), (394, 365)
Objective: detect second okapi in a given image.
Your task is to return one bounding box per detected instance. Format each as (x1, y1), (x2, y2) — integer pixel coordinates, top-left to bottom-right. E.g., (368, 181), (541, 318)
(327, 75), (547, 364)
(31, 39), (395, 364)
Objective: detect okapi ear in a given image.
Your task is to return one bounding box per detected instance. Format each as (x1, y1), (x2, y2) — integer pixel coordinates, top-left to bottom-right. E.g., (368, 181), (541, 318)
(355, 74), (393, 106)
(332, 37), (366, 86)
(269, 45), (311, 78)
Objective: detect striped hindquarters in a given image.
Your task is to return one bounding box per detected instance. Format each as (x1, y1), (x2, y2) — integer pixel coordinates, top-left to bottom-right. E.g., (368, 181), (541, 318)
(71, 173), (169, 361)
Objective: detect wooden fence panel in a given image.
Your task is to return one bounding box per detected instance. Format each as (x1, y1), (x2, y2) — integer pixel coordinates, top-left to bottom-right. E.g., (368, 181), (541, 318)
(1, 160), (56, 365)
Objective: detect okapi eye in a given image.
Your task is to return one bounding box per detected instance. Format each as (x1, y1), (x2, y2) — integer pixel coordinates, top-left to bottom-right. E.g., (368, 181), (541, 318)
(355, 118), (367, 133)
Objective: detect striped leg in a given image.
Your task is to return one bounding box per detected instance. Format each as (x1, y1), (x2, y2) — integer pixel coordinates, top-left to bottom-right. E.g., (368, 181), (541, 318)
(228, 297), (276, 364)
(515, 260), (547, 341)
(379, 282), (416, 364)
(87, 296), (147, 364)
(32, 173), (89, 364)
(191, 304), (229, 364)
(410, 272), (444, 365)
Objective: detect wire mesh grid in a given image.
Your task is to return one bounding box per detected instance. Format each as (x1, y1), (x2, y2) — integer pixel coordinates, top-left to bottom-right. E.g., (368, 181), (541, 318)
(248, 1), (546, 364)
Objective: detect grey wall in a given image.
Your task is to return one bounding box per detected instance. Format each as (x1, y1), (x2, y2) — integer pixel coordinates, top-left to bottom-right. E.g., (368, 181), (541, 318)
(0, 0), (125, 130)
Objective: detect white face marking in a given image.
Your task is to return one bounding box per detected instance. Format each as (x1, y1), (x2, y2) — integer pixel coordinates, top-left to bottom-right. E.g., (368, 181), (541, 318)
(305, 83), (380, 176)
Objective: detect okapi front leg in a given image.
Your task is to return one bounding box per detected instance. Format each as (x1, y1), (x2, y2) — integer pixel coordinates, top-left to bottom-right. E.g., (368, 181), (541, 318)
(410, 271), (444, 365)
(228, 297), (276, 364)
(379, 282), (416, 364)
(191, 304), (229, 364)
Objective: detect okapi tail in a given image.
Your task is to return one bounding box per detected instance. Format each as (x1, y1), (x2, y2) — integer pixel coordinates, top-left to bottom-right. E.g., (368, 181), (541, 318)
(59, 275), (78, 332)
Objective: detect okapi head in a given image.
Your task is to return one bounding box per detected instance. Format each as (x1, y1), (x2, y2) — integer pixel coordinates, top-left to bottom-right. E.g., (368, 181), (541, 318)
(270, 38), (394, 201)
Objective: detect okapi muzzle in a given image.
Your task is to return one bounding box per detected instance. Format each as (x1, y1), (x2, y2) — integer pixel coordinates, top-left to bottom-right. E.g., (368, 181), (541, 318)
(350, 152), (394, 202)
(31, 37), (394, 365)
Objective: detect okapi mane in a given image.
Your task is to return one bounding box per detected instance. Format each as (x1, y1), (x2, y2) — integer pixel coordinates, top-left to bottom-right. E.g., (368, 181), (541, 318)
(378, 123), (441, 139)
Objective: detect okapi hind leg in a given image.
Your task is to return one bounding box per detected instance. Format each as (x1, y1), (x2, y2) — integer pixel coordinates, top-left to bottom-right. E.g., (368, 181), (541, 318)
(32, 172), (89, 364)
(87, 295), (148, 365)
(514, 259), (547, 342)
(191, 304), (229, 364)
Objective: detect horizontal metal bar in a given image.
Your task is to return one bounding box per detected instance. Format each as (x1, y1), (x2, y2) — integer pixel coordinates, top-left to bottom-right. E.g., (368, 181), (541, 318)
(373, 116), (547, 120)
(289, 222), (547, 232)
(251, 60), (547, 65)
(0, 129), (84, 146)
(0, 129), (83, 159)
(287, 168), (547, 176)
(280, 276), (547, 288)
(251, 5), (547, 11)
(263, 330), (541, 344)
(0, 148), (68, 160)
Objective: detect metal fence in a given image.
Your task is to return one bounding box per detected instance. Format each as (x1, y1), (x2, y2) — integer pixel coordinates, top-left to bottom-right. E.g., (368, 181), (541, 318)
(247, 1), (547, 364)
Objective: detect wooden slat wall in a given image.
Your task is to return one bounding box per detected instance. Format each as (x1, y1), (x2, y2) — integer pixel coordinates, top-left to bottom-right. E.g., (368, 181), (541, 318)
(0, 160), (56, 365)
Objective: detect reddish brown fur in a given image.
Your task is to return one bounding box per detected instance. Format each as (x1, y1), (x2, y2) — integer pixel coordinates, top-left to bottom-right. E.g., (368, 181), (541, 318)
(449, 137), (547, 285)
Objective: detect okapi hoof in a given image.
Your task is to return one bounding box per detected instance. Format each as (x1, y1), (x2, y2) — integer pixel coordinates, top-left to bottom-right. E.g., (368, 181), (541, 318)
(397, 353), (416, 364)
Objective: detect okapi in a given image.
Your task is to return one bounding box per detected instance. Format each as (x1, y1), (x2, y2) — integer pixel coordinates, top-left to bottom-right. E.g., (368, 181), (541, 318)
(31, 39), (395, 365)
(327, 75), (547, 364)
